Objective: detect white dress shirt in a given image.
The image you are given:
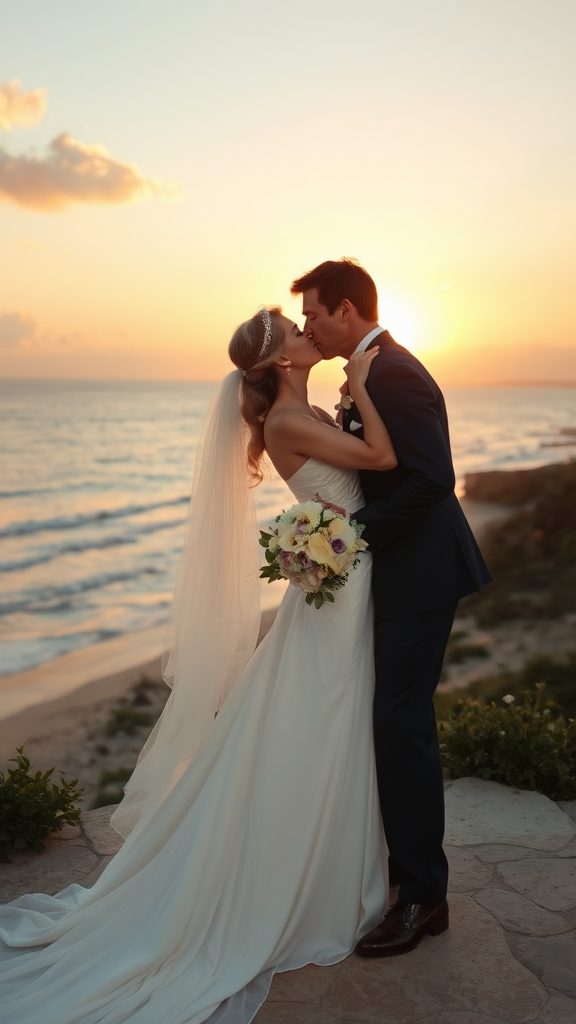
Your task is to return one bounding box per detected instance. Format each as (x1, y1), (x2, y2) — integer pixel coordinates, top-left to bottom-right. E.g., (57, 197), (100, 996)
(352, 325), (385, 356)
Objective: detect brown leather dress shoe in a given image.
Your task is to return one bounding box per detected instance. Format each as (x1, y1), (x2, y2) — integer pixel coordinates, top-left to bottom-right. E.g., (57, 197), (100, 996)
(356, 899), (449, 957)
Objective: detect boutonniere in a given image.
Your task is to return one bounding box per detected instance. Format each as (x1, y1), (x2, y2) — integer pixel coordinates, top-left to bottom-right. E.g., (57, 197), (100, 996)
(334, 381), (354, 414)
(334, 394), (353, 413)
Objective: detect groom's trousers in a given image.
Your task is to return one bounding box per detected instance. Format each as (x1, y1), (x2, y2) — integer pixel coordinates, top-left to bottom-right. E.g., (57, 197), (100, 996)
(373, 602), (458, 906)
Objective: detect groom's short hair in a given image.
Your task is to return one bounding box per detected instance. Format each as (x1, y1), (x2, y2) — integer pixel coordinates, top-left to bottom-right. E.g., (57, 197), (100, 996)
(291, 258), (378, 321)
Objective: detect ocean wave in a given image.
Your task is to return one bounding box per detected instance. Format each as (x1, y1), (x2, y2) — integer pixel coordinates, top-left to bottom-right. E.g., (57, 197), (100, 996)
(0, 517), (187, 574)
(0, 496), (189, 539)
(0, 628), (125, 677)
(0, 567), (162, 616)
(0, 479), (104, 499)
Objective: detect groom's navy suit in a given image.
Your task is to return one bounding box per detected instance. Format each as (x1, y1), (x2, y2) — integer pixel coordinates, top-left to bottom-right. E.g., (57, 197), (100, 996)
(343, 330), (492, 904)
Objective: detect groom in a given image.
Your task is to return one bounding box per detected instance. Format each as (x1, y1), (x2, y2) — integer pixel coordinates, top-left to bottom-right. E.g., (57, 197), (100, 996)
(291, 259), (492, 956)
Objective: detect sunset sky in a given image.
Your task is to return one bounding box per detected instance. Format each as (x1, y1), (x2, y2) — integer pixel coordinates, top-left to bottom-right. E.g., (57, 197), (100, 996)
(1, 0), (575, 385)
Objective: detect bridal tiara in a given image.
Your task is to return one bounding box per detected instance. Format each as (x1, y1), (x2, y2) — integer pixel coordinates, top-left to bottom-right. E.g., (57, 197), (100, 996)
(257, 308), (273, 357)
(242, 309), (273, 379)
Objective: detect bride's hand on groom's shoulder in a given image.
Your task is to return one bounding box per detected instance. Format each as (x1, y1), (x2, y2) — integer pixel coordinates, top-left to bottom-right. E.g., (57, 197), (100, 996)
(345, 347), (379, 400)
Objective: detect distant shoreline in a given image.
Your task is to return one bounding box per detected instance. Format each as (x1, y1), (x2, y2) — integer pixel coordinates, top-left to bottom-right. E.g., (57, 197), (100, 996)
(465, 380), (576, 389)
(2, 377), (576, 388)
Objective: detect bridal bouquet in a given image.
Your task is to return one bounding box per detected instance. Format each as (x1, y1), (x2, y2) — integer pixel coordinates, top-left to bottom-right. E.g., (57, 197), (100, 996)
(259, 498), (368, 608)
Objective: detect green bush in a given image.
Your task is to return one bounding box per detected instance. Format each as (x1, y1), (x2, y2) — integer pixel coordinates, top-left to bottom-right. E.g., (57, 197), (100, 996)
(0, 747), (83, 863)
(104, 707), (153, 735)
(436, 650), (576, 721)
(515, 652), (576, 718)
(439, 684), (576, 800)
(90, 767), (133, 810)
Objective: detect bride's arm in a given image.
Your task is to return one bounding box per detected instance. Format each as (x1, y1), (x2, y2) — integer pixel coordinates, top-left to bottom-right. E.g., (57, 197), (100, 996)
(267, 349), (397, 472)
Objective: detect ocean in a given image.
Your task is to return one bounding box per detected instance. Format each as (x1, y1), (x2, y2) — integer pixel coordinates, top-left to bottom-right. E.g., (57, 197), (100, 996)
(1, 379), (575, 677)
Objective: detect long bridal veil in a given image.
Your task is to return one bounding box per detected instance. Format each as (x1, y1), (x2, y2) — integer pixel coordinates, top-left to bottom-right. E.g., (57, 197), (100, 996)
(111, 370), (261, 839)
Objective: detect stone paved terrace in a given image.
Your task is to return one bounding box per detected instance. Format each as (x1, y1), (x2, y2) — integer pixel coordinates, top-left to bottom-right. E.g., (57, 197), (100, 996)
(1, 777), (575, 1024)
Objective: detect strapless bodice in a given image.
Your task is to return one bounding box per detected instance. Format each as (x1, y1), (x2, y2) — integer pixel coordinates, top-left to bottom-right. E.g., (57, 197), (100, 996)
(286, 458), (364, 515)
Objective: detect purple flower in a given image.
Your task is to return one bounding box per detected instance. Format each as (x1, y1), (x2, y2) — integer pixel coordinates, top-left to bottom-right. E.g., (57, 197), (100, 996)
(295, 550), (314, 569)
(279, 550), (296, 571)
(331, 538), (346, 554)
(279, 549), (313, 573)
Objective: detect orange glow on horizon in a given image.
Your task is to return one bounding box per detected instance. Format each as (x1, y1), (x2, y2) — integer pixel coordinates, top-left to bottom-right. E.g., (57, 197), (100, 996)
(1, 4), (575, 386)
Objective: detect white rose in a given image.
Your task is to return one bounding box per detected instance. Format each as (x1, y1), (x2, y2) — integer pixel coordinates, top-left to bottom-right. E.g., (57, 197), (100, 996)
(278, 526), (310, 552)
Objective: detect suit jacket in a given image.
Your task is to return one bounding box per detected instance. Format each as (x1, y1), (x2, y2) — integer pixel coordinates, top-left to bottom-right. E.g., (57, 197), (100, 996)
(344, 331), (493, 620)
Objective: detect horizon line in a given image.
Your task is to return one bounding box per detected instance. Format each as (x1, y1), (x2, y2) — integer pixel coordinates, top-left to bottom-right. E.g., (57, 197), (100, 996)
(1, 376), (576, 389)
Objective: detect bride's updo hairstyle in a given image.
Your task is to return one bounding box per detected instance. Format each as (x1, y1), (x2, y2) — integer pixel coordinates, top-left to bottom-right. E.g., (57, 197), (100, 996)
(228, 306), (284, 483)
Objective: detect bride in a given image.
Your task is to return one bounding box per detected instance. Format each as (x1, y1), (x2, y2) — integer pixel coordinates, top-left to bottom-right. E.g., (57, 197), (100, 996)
(0, 307), (397, 1024)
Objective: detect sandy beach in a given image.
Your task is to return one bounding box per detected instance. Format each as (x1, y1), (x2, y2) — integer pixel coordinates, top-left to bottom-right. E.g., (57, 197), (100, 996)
(0, 607), (280, 803)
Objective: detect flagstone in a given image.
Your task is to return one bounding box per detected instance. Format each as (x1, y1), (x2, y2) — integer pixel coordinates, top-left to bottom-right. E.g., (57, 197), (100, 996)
(267, 963), (343, 1003)
(446, 847), (492, 892)
(321, 896), (545, 1022)
(0, 841), (98, 903)
(49, 821), (83, 842)
(79, 854), (115, 889)
(80, 803), (123, 856)
(254, 1004), (342, 1024)
(557, 800), (576, 824)
(435, 1014), (517, 1024)
(468, 844), (533, 863)
(497, 859), (576, 912)
(444, 779), (575, 851)
(508, 932), (576, 1000)
(556, 836), (576, 858)
(474, 888), (572, 936)
(535, 991), (576, 1024)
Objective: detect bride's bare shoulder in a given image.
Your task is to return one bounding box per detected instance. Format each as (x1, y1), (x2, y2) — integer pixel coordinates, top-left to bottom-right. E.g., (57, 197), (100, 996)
(265, 405), (306, 436)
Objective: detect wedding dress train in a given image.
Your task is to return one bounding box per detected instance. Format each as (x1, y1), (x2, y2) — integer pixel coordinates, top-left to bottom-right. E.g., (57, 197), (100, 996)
(0, 459), (387, 1024)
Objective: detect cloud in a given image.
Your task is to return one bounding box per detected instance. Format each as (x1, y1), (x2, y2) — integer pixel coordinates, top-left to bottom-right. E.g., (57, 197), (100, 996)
(0, 312), (38, 348)
(0, 132), (176, 211)
(0, 79), (177, 211)
(0, 312), (81, 351)
(0, 80), (47, 131)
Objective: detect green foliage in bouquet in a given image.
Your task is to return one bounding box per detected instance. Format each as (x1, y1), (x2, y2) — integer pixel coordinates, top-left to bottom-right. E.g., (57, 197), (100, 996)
(259, 530), (289, 584)
(0, 747), (83, 863)
(439, 684), (576, 800)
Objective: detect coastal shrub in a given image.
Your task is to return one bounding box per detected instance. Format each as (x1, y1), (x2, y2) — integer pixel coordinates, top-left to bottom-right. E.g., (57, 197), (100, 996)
(462, 461), (576, 625)
(439, 684), (576, 801)
(516, 652), (576, 718)
(104, 707), (153, 735)
(91, 767), (133, 810)
(0, 747), (83, 863)
(130, 675), (166, 706)
(435, 650), (576, 721)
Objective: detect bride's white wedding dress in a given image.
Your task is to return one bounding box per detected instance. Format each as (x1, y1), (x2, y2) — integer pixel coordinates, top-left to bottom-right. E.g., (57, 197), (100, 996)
(0, 459), (387, 1024)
